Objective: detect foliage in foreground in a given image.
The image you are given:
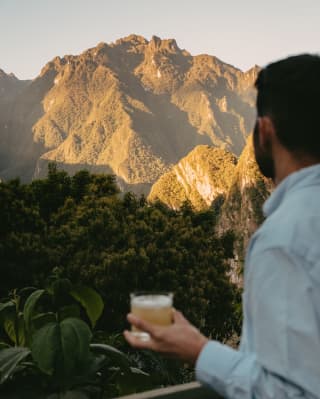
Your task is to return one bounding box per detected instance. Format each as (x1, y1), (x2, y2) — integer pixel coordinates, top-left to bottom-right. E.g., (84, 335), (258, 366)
(0, 276), (150, 398)
(0, 164), (242, 395)
(0, 164), (240, 339)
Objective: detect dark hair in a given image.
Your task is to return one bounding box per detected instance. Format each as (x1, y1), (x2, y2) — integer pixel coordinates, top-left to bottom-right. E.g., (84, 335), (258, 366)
(255, 54), (320, 158)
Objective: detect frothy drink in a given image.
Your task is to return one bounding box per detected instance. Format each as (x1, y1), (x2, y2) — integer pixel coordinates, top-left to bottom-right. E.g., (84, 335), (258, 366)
(130, 293), (173, 340)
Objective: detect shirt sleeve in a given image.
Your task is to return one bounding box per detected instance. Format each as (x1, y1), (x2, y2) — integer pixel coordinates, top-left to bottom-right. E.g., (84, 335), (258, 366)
(196, 341), (305, 398)
(195, 246), (315, 399)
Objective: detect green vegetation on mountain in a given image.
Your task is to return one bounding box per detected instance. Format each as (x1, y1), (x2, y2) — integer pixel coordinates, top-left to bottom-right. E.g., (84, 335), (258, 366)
(148, 136), (272, 282)
(149, 145), (237, 210)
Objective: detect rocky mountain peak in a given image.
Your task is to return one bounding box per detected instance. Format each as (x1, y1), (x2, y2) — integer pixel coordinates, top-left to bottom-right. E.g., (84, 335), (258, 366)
(39, 56), (67, 78)
(0, 68), (7, 78)
(0, 67), (29, 103)
(0, 68), (18, 81)
(149, 36), (180, 53)
(240, 65), (261, 90)
(0, 35), (257, 186)
(95, 42), (110, 52)
(114, 34), (148, 47)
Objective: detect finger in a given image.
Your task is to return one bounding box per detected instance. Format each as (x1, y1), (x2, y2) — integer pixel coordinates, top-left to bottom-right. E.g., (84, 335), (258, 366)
(173, 309), (189, 325)
(127, 313), (156, 335)
(123, 330), (155, 350)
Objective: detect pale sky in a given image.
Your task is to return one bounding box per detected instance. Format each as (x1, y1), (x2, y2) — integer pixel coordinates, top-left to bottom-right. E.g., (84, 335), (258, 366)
(1, 0), (319, 80)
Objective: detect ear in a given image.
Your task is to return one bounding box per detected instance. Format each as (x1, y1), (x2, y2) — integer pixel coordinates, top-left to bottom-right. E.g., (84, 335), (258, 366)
(257, 116), (276, 148)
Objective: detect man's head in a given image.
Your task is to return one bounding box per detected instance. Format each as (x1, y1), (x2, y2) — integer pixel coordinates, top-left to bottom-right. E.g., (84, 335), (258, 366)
(254, 54), (320, 181)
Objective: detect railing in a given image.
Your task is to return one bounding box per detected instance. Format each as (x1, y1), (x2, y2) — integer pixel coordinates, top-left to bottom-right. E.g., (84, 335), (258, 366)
(116, 382), (221, 399)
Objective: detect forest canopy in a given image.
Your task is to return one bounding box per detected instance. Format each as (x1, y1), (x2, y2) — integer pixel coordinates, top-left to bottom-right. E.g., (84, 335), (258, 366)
(0, 164), (240, 340)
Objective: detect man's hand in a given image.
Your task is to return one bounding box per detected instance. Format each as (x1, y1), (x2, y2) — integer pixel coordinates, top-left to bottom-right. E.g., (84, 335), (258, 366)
(124, 310), (208, 364)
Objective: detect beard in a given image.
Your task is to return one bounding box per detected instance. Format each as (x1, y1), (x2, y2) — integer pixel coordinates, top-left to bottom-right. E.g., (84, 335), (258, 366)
(253, 121), (275, 180)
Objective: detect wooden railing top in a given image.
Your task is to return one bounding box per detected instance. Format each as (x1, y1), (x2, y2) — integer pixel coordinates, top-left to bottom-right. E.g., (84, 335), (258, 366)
(115, 381), (221, 399)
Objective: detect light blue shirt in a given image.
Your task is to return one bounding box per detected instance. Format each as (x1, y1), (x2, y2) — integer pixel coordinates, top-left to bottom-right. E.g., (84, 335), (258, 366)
(196, 164), (320, 399)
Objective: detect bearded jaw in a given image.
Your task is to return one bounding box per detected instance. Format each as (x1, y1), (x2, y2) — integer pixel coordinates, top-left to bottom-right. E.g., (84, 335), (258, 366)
(253, 121), (276, 181)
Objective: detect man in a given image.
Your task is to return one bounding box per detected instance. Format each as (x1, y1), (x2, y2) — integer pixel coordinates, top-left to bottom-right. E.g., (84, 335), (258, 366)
(124, 54), (320, 399)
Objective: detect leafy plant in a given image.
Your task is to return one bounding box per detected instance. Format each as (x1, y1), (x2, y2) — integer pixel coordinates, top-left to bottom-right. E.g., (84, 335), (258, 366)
(0, 166), (243, 395)
(0, 277), (150, 398)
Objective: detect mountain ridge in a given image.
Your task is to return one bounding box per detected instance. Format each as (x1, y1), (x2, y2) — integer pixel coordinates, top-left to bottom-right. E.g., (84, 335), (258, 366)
(0, 35), (258, 192)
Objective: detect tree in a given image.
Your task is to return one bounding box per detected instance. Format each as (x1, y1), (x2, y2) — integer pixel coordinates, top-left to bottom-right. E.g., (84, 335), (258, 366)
(0, 166), (241, 344)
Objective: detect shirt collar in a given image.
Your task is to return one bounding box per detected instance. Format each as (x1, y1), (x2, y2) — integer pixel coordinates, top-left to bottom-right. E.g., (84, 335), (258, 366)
(263, 163), (320, 217)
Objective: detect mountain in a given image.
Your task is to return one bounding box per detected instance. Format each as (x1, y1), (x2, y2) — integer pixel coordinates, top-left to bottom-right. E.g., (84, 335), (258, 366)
(0, 69), (31, 176)
(148, 145), (237, 210)
(0, 69), (27, 103)
(0, 35), (258, 192)
(149, 136), (273, 281)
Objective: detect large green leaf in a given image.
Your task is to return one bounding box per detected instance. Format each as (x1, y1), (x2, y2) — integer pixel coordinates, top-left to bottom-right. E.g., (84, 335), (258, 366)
(0, 301), (15, 325)
(3, 317), (16, 344)
(31, 318), (92, 378)
(69, 286), (104, 328)
(23, 289), (45, 334)
(90, 343), (131, 371)
(31, 322), (58, 375)
(60, 318), (92, 375)
(4, 313), (26, 346)
(0, 347), (31, 384)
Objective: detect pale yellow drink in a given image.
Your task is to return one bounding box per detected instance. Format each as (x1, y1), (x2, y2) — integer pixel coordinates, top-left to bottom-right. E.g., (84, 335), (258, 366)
(130, 293), (173, 340)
